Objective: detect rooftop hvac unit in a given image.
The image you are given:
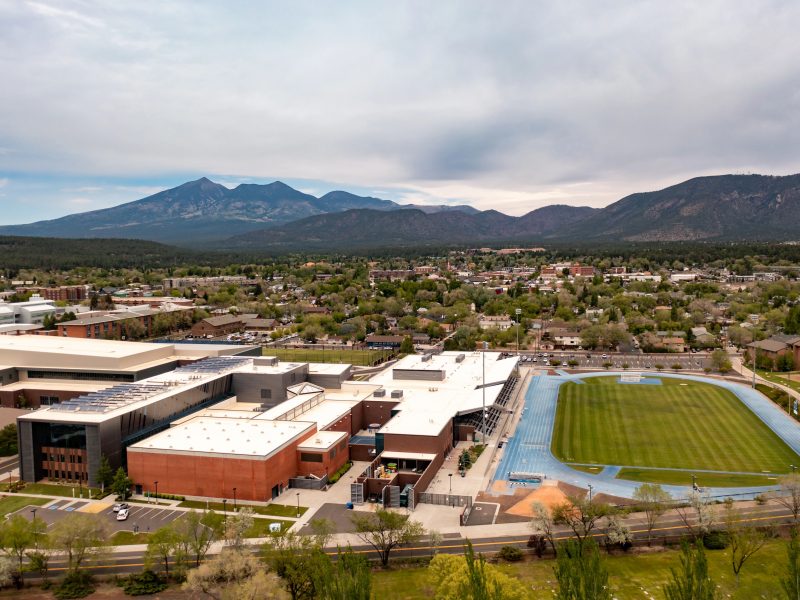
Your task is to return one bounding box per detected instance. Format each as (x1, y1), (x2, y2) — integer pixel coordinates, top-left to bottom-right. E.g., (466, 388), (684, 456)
(455, 353), (465, 363)
(390, 389), (404, 398)
(373, 389), (386, 398)
(421, 354), (432, 362)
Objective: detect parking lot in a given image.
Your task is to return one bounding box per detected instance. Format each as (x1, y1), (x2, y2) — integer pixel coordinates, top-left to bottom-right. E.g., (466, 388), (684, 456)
(517, 351), (716, 372)
(15, 500), (185, 534)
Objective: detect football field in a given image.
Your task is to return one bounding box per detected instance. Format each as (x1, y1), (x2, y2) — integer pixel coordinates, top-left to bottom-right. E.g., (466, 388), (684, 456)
(551, 376), (800, 475)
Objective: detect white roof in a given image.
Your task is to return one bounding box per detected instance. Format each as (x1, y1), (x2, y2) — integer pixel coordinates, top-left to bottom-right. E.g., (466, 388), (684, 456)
(297, 430), (347, 451)
(370, 351), (517, 437)
(381, 451), (437, 461)
(129, 416), (315, 458)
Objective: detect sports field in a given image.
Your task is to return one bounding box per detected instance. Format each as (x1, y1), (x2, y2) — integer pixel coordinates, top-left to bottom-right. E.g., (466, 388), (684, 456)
(551, 376), (800, 475)
(262, 347), (391, 366)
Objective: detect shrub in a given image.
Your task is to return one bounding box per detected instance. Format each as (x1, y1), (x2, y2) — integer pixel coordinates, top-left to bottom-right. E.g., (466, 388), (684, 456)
(328, 461), (353, 484)
(120, 570), (167, 596)
(702, 530), (730, 550)
(54, 571), (95, 599)
(671, 363), (683, 370)
(498, 545), (523, 562)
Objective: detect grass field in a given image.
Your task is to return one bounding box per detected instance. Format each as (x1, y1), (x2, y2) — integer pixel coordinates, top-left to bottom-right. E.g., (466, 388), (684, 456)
(371, 537), (791, 599)
(178, 499), (307, 517)
(0, 495), (48, 517)
(565, 464), (604, 474)
(552, 376), (800, 477)
(614, 468), (780, 488)
(19, 482), (102, 498)
(262, 347), (392, 366)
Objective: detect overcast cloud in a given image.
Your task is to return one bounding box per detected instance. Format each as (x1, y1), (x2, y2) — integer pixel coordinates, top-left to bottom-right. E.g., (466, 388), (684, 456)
(1, 0), (799, 223)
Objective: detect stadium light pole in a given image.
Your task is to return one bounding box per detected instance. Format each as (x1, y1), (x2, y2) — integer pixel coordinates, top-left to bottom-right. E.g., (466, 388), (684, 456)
(515, 308), (522, 356)
(752, 346), (757, 389)
(482, 341), (488, 444)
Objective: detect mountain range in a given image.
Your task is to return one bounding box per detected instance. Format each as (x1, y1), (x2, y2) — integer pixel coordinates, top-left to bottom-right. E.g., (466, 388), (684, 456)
(1, 173), (799, 251)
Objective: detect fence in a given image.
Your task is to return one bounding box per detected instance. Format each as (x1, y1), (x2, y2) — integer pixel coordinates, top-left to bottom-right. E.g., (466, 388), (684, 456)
(417, 492), (473, 508)
(289, 476), (328, 490)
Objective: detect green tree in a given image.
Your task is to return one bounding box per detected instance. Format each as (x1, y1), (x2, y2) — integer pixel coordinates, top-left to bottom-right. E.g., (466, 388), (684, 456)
(49, 513), (110, 573)
(724, 503), (770, 587)
(111, 467), (133, 500)
(146, 525), (180, 579)
(428, 541), (527, 600)
(554, 538), (611, 600)
(552, 495), (613, 546)
(664, 541), (718, 600)
(95, 454), (114, 493)
(0, 424), (18, 456)
(312, 547), (371, 600)
(633, 483), (672, 545)
(709, 349), (732, 373)
(351, 508), (424, 566)
(0, 514), (43, 584)
(174, 510), (221, 567)
(399, 335), (415, 355)
(784, 528), (800, 600)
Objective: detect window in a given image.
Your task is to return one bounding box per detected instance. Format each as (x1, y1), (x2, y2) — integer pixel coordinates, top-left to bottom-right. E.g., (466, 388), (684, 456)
(300, 452), (323, 463)
(260, 389), (272, 399)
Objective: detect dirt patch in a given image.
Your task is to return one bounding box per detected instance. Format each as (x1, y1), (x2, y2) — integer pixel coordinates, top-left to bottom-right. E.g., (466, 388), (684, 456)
(506, 484), (569, 518)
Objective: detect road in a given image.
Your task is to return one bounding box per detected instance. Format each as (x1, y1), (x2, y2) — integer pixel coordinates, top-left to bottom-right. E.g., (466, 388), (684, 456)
(31, 502), (797, 577)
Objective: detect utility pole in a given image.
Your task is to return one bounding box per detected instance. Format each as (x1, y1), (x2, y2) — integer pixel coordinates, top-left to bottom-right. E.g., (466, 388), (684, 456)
(752, 346), (757, 389)
(515, 308), (522, 356)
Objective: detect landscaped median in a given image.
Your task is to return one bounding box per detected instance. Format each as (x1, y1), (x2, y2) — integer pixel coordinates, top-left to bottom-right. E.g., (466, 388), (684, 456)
(614, 468), (781, 488)
(177, 499), (308, 518)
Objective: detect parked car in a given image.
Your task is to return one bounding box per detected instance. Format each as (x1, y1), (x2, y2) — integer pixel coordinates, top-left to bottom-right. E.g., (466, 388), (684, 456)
(112, 502), (129, 513)
(116, 508), (129, 521)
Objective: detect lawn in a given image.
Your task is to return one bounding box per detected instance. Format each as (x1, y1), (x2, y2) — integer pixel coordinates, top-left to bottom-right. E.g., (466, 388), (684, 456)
(371, 537), (792, 599)
(0, 495), (49, 518)
(178, 499), (306, 517)
(565, 464), (604, 474)
(551, 376), (800, 476)
(262, 347), (391, 366)
(19, 482), (102, 499)
(757, 369), (800, 394)
(615, 468), (780, 488)
(111, 531), (151, 545)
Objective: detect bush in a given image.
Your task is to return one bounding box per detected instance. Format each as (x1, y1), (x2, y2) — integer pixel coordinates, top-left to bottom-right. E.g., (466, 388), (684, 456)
(54, 571), (95, 599)
(498, 545), (524, 562)
(671, 363), (683, 370)
(328, 461), (353, 484)
(120, 570), (167, 596)
(702, 530), (730, 550)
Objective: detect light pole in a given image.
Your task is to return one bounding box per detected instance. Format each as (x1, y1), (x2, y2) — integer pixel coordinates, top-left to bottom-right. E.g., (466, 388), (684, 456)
(30, 508), (38, 549)
(691, 473), (697, 490)
(588, 484), (593, 503)
(233, 487), (237, 512)
(296, 492), (300, 518)
(448, 473), (453, 494)
(222, 498), (228, 523)
(154, 481), (158, 505)
(515, 308), (522, 356)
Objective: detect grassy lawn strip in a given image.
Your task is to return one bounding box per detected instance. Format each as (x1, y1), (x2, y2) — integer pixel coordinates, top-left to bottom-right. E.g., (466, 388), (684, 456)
(566, 464), (604, 474)
(757, 369), (800, 394)
(371, 538), (789, 599)
(18, 482), (102, 499)
(111, 531), (151, 546)
(0, 495), (49, 517)
(262, 347), (390, 366)
(246, 517), (291, 537)
(615, 467), (780, 488)
(552, 376), (800, 473)
(178, 499), (306, 517)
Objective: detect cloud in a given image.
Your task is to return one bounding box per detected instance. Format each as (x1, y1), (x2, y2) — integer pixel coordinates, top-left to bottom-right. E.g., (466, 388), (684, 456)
(0, 1), (799, 222)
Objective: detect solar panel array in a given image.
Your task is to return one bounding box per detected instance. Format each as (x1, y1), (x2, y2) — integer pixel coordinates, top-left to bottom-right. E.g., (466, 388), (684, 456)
(49, 356), (252, 414)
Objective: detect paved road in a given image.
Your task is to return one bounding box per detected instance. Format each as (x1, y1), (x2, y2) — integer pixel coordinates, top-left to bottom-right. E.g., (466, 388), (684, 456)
(494, 371), (800, 500)
(516, 351), (714, 371)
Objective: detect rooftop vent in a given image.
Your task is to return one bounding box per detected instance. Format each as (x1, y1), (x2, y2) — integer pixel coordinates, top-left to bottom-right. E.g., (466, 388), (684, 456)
(455, 353), (465, 363)
(373, 389), (386, 398)
(390, 390), (404, 399)
(421, 354), (432, 362)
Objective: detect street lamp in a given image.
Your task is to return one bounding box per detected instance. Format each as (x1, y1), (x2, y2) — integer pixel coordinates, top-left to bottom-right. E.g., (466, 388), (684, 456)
(691, 474), (697, 490)
(515, 308), (522, 356)
(222, 498), (228, 523)
(233, 487), (237, 512)
(448, 473), (453, 494)
(154, 481), (158, 505)
(296, 492), (300, 518)
(30, 508), (38, 549)
(588, 484), (593, 503)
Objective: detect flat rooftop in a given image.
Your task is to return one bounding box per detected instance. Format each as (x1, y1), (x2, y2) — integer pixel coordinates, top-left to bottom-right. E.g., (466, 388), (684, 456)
(128, 416), (316, 459)
(297, 430), (347, 451)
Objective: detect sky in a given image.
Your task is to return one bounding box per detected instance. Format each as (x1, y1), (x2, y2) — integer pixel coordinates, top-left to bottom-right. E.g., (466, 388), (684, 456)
(1, 1), (799, 224)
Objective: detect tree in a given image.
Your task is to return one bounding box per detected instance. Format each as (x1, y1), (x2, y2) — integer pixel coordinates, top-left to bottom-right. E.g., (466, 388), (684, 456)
(111, 466), (133, 500)
(311, 547), (372, 600)
(784, 527), (800, 600)
(552, 495), (613, 546)
(529, 501), (557, 554)
(427, 541), (527, 600)
(174, 510), (221, 567)
(224, 508), (254, 549)
(262, 531), (324, 600)
(676, 490), (715, 540)
(308, 518), (335, 549)
(604, 514), (632, 552)
(663, 541), (719, 600)
(553, 538), (611, 600)
(0, 557), (14, 590)
(0, 514), (42, 585)
(724, 504), (770, 587)
(146, 524), (180, 579)
(49, 513), (110, 573)
(709, 349), (732, 373)
(0, 424), (18, 457)
(633, 483), (672, 545)
(351, 507), (424, 566)
(184, 547), (286, 600)
(399, 335), (415, 355)
(95, 454), (114, 493)
(774, 474), (800, 524)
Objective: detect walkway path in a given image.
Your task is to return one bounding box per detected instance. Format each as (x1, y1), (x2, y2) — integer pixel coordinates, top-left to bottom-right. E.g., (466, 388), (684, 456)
(493, 371), (800, 500)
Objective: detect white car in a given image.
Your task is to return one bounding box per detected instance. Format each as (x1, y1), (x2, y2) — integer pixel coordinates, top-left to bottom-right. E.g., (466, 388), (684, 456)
(116, 508), (129, 521)
(601, 354), (609, 359)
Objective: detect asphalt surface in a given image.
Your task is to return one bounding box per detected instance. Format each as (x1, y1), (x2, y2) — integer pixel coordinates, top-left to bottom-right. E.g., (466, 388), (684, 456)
(15, 501), (184, 534)
(516, 350), (714, 371)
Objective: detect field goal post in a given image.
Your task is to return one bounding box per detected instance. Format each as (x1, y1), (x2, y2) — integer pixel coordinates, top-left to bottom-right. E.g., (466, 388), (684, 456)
(620, 373), (642, 383)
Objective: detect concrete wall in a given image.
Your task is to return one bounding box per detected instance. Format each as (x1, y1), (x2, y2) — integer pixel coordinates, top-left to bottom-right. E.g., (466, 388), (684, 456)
(232, 365), (309, 406)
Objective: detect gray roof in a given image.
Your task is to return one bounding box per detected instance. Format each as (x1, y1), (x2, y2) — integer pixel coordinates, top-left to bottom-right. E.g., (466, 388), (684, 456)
(747, 339), (789, 352)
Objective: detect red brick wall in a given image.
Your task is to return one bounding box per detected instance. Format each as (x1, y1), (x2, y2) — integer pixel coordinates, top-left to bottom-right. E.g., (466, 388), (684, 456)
(325, 412), (352, 435)
(362, 400), (399, 428)
(296, 438), (349, 478)
(128, 433), (315, 502)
